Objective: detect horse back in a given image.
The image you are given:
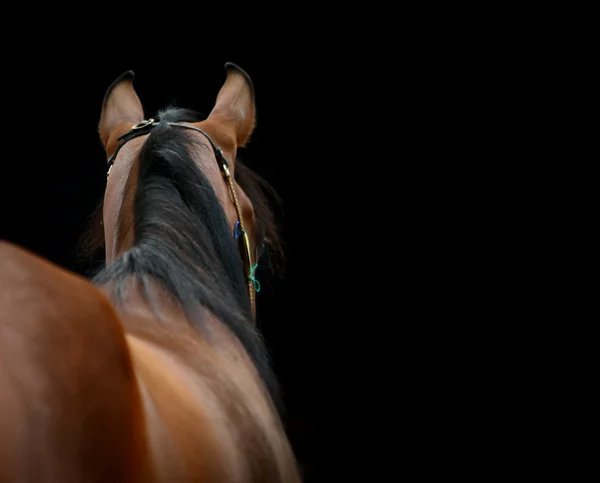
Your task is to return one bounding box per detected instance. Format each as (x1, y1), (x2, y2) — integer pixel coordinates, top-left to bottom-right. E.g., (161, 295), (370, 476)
(0, 241), (300, 482)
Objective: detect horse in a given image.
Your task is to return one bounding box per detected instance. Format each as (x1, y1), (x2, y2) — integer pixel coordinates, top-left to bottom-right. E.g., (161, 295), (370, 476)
(0, 63), (301, 482)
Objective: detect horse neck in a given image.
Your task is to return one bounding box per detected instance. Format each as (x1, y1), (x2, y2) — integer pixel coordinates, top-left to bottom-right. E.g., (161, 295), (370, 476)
(98, 146), (247, 334)
(103, 147), (142, 263)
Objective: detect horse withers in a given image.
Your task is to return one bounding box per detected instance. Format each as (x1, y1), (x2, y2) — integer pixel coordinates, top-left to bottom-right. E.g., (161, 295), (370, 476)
(0, 63), (300, 482)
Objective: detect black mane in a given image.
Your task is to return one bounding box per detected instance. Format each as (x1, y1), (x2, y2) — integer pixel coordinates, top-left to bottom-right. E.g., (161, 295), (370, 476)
(89, 107), (283, 410)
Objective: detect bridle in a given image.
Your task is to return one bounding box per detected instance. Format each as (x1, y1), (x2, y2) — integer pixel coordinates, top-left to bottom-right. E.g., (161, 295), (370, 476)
(106, 118), (259, 316)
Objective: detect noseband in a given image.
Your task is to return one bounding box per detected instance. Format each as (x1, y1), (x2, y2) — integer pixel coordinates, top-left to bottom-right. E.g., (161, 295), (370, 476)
(106, 118), (258, 316)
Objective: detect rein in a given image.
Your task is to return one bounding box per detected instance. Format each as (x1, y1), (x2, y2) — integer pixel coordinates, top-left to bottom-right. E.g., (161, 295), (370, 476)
(106, 118), (258, 316)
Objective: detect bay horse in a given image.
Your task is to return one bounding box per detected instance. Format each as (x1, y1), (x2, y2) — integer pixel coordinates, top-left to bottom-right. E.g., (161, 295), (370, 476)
(0, 63), (301, 482)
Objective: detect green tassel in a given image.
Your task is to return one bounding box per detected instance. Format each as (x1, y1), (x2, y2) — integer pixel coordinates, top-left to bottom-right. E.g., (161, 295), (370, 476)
(249, 264), (261, 293)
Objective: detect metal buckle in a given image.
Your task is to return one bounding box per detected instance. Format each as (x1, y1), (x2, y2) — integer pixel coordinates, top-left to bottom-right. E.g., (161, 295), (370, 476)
(131, 118), (156, 130)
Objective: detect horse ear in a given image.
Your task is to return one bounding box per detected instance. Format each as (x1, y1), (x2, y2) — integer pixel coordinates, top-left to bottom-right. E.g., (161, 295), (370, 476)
(99, 71), (144, 150)
(206, 63), (256, 149)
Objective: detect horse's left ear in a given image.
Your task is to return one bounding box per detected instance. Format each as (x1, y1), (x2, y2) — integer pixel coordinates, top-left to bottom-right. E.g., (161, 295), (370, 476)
(202, 63), (256, 150)
(99, 71), (144, 152)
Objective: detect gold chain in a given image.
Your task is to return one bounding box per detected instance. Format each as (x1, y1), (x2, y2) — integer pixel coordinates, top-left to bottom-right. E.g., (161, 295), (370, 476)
(222, 164), (256, 316)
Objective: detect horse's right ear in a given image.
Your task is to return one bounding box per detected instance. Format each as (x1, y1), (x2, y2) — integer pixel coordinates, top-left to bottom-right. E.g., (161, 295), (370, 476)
(99, 71), (144, 152)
